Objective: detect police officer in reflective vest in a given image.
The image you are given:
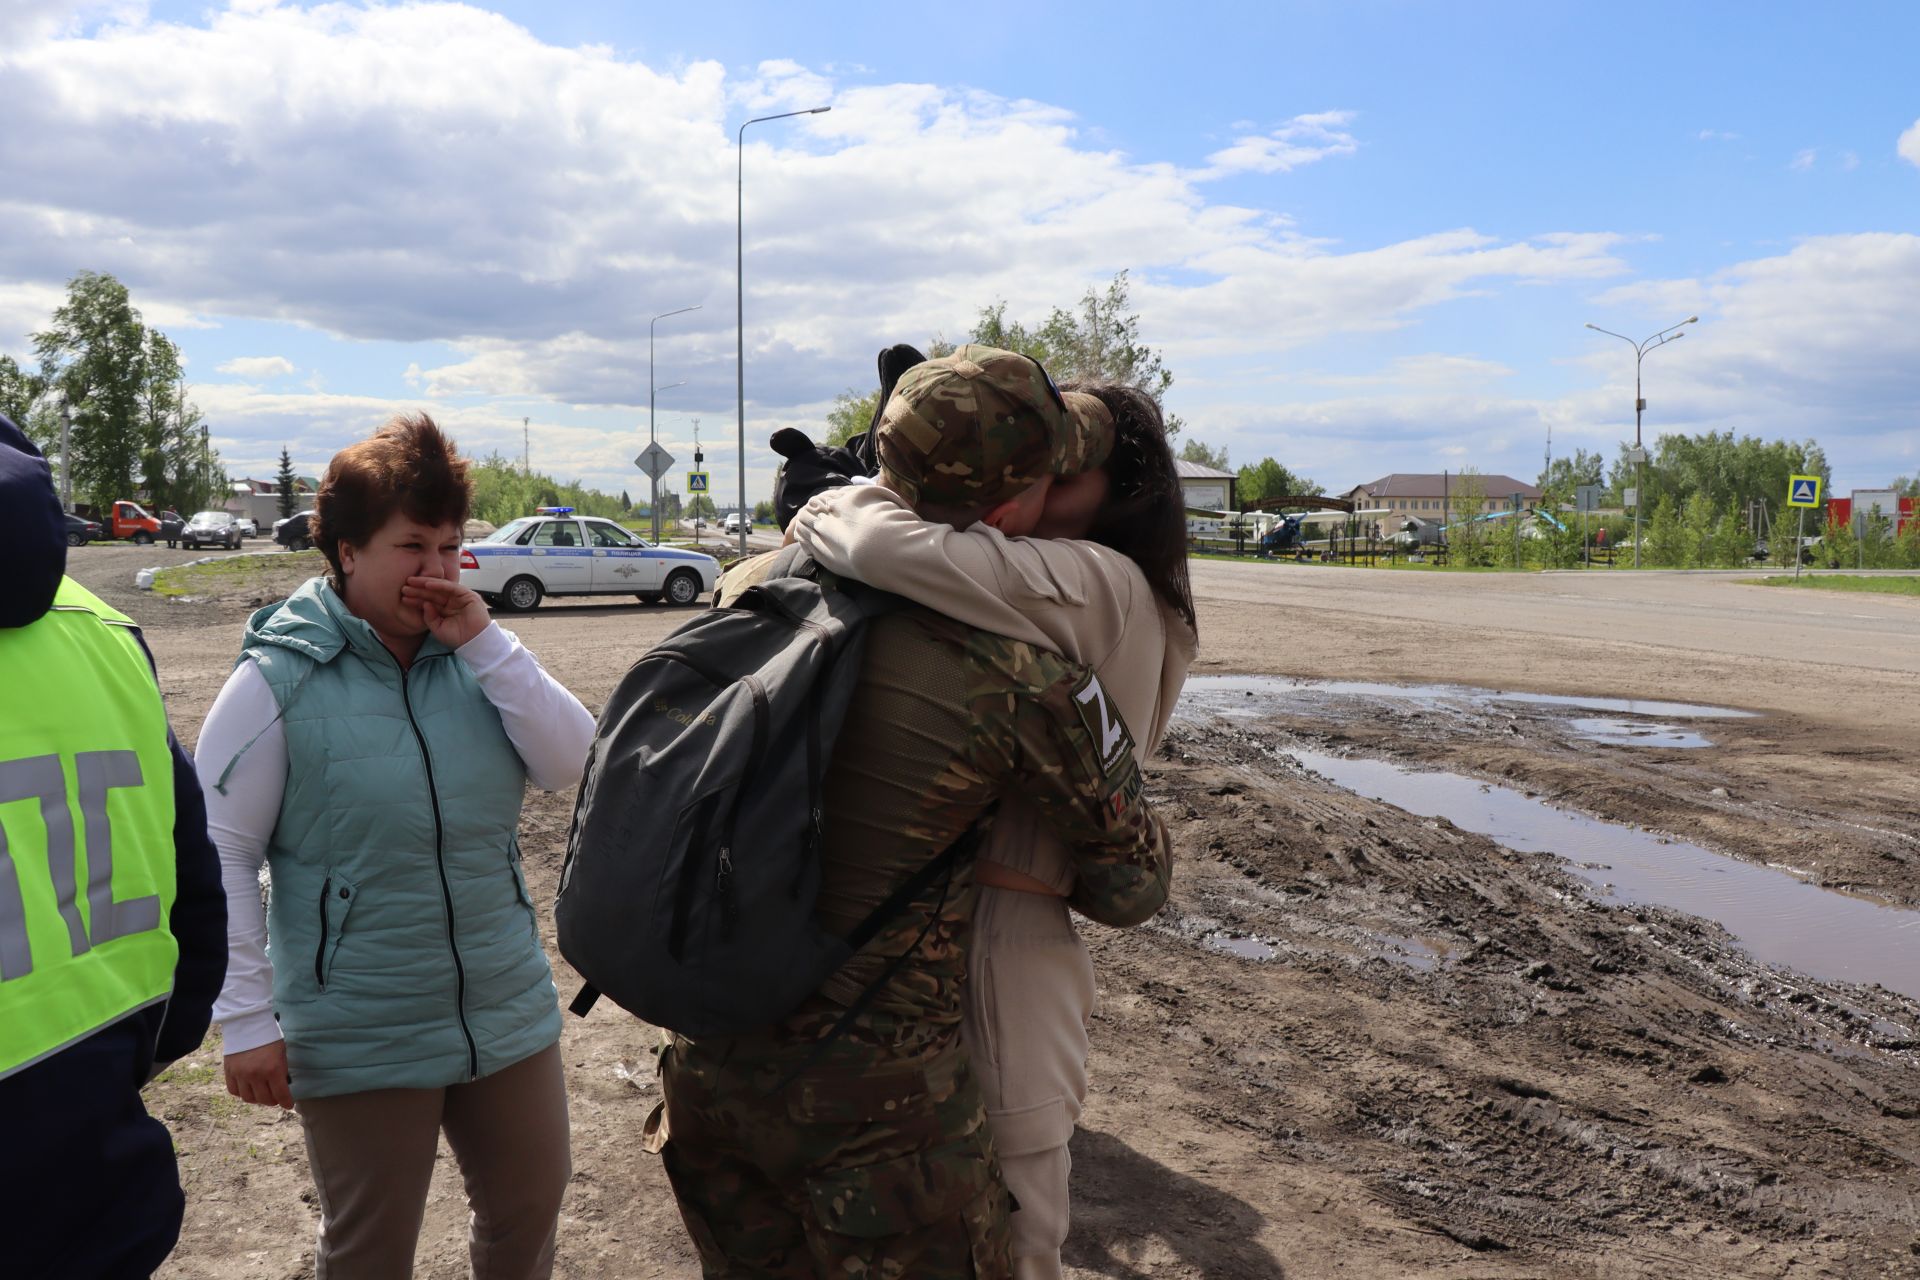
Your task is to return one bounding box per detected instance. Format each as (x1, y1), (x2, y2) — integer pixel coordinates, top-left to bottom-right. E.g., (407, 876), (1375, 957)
(0, 413), (227, 1279)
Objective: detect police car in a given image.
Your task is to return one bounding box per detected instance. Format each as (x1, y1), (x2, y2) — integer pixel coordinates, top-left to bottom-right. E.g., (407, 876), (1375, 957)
(459, 508), (720, 612)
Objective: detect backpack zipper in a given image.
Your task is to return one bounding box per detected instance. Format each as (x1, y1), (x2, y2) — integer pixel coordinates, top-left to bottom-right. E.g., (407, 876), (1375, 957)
(716, 847), (737, 936)
(667, 794), (719, 962)
(400, 661), (478, 1081)
(714, 675), (769, 939)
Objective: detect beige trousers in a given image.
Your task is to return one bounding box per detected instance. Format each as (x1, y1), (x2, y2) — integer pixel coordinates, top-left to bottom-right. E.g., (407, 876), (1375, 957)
(963, 887), (1096, 1280)
(294, 1042), (571, 1280)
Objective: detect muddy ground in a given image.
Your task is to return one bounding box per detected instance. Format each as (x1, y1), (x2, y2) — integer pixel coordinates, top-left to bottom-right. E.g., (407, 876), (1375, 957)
(63, 544), (1918, 1278)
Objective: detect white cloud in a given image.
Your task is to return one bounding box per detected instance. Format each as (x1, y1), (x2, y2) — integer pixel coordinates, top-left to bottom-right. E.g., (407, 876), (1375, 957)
(1697, 129), (1740, 142)
(1840, 151), (1860, 172)
(4, 2), (1616, 421)
(1900, 119), (1920, 169)
(3, 6), (1908, 496)
(1790, 148), (1817, 171)
(1195, 110), (1359, 178)
(215, 355), (295, 379)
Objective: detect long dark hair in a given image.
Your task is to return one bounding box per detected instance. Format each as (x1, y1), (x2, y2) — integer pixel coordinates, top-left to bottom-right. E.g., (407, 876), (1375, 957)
(1065, 382), (1197, 637)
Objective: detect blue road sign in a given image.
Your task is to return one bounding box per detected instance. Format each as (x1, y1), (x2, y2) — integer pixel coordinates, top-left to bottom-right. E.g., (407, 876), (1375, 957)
(1786, 475), (1822, 509)
(687, 471), (710, 493)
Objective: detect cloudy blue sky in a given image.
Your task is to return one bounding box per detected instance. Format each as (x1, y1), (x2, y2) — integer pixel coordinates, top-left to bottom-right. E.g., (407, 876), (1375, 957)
(3, 0), (1916, 502)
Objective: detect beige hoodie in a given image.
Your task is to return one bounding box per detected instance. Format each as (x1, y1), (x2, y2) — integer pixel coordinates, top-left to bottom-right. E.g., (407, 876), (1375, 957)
(790, 483), (1197, 893)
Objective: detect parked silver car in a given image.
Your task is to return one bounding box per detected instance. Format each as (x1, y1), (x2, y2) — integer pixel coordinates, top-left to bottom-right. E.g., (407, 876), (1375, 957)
(182, 509), (243, 550)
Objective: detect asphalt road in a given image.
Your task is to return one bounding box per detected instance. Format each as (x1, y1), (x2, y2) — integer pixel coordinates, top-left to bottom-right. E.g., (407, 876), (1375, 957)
(1187, 559), (1920, 675)
(67, 539), (1920, 745)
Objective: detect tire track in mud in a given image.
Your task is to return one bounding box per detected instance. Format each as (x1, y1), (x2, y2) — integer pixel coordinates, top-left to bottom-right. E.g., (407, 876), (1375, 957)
(1073, 712), (1920, 1276)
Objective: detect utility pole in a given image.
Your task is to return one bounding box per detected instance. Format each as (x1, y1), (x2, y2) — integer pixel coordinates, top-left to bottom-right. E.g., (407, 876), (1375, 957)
(738, 105), (831, 560)
(649, 304), (700, 545)
(58, 396), (73, 512)
(523, 417), (530, 474)
(1584, 315), (1697, 569)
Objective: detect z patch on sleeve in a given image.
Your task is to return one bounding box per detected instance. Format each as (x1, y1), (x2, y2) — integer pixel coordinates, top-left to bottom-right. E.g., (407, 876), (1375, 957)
(1071, 671), (1136, 780)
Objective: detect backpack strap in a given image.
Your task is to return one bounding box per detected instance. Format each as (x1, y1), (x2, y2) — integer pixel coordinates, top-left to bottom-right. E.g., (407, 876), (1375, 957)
(773, 817), (990, 1090)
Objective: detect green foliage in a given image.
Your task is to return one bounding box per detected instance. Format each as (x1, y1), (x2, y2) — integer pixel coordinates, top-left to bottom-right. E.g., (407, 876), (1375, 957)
(823, 387), (879, 447)
(1711, 501), (1753, 567)
(1752, 575), (1920, 596)
(1813, 511), (1856, 570)
(275, 447), (298, 519)
(28, 271), (222, 512)
(1236, 457), (1317, 507)
(1891, 475), (1919, 499)
(971, 271), (1183, 436)
(1608, 430), (1828, 524)
(753, 499), (775, 523)
(1893, 515), (1920, 568)
(1179, 439), (1229, 471)
(687, 494), (716, 519)
(1446, 470), (1495, 566)
(818, 271), (1186, 451)
(1858, 509), (1899, 570)
(1539, 448), (1606, 496)
(0, 354), (45, 424)
(466, 453), (627, 527)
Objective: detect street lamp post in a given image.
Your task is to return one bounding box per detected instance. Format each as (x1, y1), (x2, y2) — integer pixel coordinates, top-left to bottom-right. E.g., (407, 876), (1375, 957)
(738, 105), (830, 557)
(650, 304), (702, 545)
(1584, 315), (1697, 568)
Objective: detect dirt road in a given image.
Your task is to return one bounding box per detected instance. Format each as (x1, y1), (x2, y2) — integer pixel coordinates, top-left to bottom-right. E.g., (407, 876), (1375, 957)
(76, 545), (1916, 1278)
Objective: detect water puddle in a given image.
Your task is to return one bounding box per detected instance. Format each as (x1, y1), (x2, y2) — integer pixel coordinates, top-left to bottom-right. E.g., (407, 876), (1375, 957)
(1179, 675), (1756, 726)
(1285, 749), (1920, 1001)
(1204, 932), (1278, 961)
(1370, 934), (1453, 971)
(1567, 718), (1713, 749)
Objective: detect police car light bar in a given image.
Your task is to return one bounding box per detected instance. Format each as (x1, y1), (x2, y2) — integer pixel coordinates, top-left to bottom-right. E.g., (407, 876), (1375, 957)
(534, 506), (575, 515)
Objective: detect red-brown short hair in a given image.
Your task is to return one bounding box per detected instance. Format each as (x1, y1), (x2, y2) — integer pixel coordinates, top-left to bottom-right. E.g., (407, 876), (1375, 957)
(314, 412), (471, 588)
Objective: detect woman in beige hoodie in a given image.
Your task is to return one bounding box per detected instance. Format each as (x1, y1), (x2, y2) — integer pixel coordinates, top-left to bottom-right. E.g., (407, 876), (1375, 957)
(789, 384), (1196, 1280)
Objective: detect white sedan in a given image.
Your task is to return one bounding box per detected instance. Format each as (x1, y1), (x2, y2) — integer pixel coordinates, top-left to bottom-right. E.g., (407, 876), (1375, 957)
(460, 513), (720, 612)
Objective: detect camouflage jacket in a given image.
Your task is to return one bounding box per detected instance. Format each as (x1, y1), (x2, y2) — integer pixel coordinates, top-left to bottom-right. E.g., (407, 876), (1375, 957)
(718, 551), (1171, 1046)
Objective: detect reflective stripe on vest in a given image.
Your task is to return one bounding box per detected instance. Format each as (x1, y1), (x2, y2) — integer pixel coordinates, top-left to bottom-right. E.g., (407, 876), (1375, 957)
(0, 578), (178, 1080)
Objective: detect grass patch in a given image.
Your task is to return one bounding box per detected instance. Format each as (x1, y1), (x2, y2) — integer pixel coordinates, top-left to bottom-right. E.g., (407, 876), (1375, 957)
(152, 1060), (219, 1086)
(1746, 574), (1920, 596)
(152, 550), (325, 603)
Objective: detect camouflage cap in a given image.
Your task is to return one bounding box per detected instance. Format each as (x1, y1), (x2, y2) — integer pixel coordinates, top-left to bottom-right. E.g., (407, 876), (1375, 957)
(876, 345), (1114, 509)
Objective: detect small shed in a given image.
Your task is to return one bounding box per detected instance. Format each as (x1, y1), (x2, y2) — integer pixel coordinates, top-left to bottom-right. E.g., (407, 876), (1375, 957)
(1176, 459), (1237, 512)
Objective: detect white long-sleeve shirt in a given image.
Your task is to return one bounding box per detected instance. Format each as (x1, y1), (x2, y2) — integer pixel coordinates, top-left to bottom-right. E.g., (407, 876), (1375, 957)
(195, 623), (595, 1054)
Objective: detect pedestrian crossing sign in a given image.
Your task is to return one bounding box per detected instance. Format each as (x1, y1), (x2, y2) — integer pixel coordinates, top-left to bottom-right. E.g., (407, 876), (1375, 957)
(687, 471), (710, 493)
(1785, 475), (1822, 509)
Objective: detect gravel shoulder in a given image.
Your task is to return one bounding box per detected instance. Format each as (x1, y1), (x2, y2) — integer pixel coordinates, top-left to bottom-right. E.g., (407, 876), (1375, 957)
(64, 546), (1916, 1279)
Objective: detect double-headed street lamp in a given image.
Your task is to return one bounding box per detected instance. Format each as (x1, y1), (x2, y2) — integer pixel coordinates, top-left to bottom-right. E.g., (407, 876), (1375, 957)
(650, 305), (701, 544)
(1583, 315), (1697, 569)
(738, 105), (830, 556)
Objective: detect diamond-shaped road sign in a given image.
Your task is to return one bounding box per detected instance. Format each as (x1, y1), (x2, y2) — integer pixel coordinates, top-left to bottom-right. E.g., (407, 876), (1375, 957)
(633, 441), (675, 480)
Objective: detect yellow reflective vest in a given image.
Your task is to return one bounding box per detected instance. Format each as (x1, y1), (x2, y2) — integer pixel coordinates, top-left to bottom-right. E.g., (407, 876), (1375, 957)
(0, 578), (178, 1080)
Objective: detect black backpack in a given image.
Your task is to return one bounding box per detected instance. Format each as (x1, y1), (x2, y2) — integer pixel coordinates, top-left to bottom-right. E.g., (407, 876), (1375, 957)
(556, 548), (981, 1037)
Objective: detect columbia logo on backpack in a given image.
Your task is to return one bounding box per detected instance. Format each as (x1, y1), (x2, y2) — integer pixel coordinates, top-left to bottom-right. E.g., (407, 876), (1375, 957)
(556, 547), (983, 1037)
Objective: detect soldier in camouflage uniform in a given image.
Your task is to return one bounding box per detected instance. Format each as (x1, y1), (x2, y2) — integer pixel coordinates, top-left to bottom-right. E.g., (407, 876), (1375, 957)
(658, 347), (1172, 1279)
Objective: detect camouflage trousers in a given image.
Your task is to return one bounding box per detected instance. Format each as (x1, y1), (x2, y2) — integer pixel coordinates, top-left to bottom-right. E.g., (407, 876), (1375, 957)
(656, 1017), (1012, 1279)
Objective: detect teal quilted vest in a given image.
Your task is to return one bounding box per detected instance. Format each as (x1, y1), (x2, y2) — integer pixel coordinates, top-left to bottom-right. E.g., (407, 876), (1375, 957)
(236, 579), (559, 1099)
